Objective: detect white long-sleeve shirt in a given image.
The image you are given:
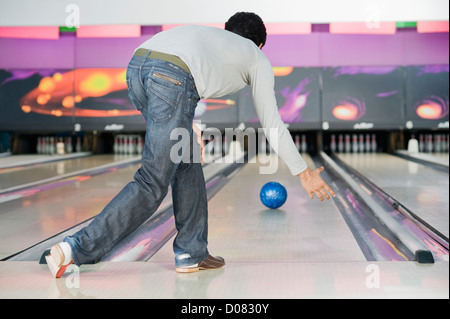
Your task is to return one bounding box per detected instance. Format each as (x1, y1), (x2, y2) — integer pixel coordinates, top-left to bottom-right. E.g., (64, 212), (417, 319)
(137, 25), (307, 175)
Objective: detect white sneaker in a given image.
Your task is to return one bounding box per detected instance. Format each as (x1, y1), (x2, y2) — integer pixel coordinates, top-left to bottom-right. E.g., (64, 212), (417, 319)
(45, 242), (73, 278)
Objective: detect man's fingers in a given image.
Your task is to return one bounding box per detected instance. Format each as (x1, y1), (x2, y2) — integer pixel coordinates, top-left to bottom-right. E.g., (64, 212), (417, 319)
(300, 167), (336, 201)
(324, 183), (336, 198)
(311, 186), (335, 201)
(321, 188), (330, 200)
(315, 191), (324, 201)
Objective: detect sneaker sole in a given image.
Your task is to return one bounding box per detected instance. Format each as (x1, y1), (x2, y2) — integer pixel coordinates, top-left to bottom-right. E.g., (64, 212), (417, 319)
(45, 245), (73, 278)
(175, 264), (225, 273)
(45, 254), (73, 278)
(175, 266), (200, 273)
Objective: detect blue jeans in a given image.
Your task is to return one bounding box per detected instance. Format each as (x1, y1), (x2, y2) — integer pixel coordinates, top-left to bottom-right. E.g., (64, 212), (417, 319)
(64, 51), (209, 267)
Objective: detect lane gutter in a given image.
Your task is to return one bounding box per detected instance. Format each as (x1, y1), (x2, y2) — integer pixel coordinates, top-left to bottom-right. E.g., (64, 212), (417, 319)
(315, 151), (448, 263)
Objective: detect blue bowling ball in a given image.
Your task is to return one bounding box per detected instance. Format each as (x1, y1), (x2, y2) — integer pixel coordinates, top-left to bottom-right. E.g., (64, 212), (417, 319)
(260, 182), (287, 209)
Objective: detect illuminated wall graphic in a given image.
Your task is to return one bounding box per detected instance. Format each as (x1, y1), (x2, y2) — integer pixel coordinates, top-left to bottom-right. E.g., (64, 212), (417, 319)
(416, 97), (448, 120)
(74, 69), (138, 118)
(276, 74), (313, 123)
(19, 68), (136, 118)
(405, 65), (449, 128)
(239, 67), (321, 129)
(322, 66), (404, 129)
(0, 65), (448, 131)
(194, 97), (238, 125)
(0, 68), (243, 131)
(331, 97), (366, 121)
(0, 69), (74, 131)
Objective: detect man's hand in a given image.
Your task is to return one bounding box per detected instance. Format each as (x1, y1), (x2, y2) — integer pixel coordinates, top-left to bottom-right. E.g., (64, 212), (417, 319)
(298, 167), (335, 201)
(192, 123), (204, 163)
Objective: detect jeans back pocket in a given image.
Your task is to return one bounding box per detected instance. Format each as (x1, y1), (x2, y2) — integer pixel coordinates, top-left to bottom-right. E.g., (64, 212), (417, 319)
(147, 68), (184, 122)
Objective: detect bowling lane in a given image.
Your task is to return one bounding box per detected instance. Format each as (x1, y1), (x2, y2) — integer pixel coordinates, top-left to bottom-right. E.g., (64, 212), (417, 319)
(0, 152), (91, 169)
(0, 160), (140, 259)
(336, 153), (449, 239)
(396, 150), (449, 168)
(151, 153), (366, 265)
(0, 154), (139, 193)
(0, 157), (235, 260)
(1, 154), (448, 299)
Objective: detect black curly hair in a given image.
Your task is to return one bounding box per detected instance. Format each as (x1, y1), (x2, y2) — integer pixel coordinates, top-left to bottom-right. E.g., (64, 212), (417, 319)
(225, 12), (267, 48)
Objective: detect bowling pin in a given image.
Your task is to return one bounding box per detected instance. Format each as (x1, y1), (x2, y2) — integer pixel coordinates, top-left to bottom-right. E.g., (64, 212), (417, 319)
(419, 134), (424, 152)
(301, 134), (307, 153)
(66, 137), (73, 154)
(127, 136), (133, 154)
(41, 136), (45, 154)
(352, 134), (358, 153)
(295, 134), (300, 152)
(137, 136), (144, 154)
(359, 134), (364, 153)
(134, 136), (139, 154)
(126, 135), (131, 154)
(129, 135), (134, 155)
(345, 134), (351, 153)
(425, 134), (433, 153)
(44, 137), (48, 154)
(40, 136), (44, 154)
(37, 137), (42, 154)
(120, 136), (125, 154)
(113, 136), (119, 154)
(338, 134), (344, 153)
(371, 134), (377, 152)
(76, 137), (82, 152)
(434, 134), (441, 153)
(49, 137), (55, 154)
(365, 134), (371, 152)
(329, 134), (336, 153)
(440, 134), (447, 153)
(125, 135), (129, 154)
(132, 135), (137, 154)
(123, 136), (128, 154)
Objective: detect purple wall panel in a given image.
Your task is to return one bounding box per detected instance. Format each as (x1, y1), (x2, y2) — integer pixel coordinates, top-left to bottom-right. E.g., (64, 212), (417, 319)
(265, 31), (449, 67)
(0, 33), (75, 69)
(318, 33), (404, 67)
(0, 28), (448, 69)
(73, 25), (160, 68)
(74, 37), (144, 68)
(402, 31), (449, 65)
(263, 34), (322, 67)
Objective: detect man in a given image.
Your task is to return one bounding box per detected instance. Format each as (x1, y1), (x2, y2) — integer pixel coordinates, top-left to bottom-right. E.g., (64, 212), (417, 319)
(45, 12), (335, 277)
